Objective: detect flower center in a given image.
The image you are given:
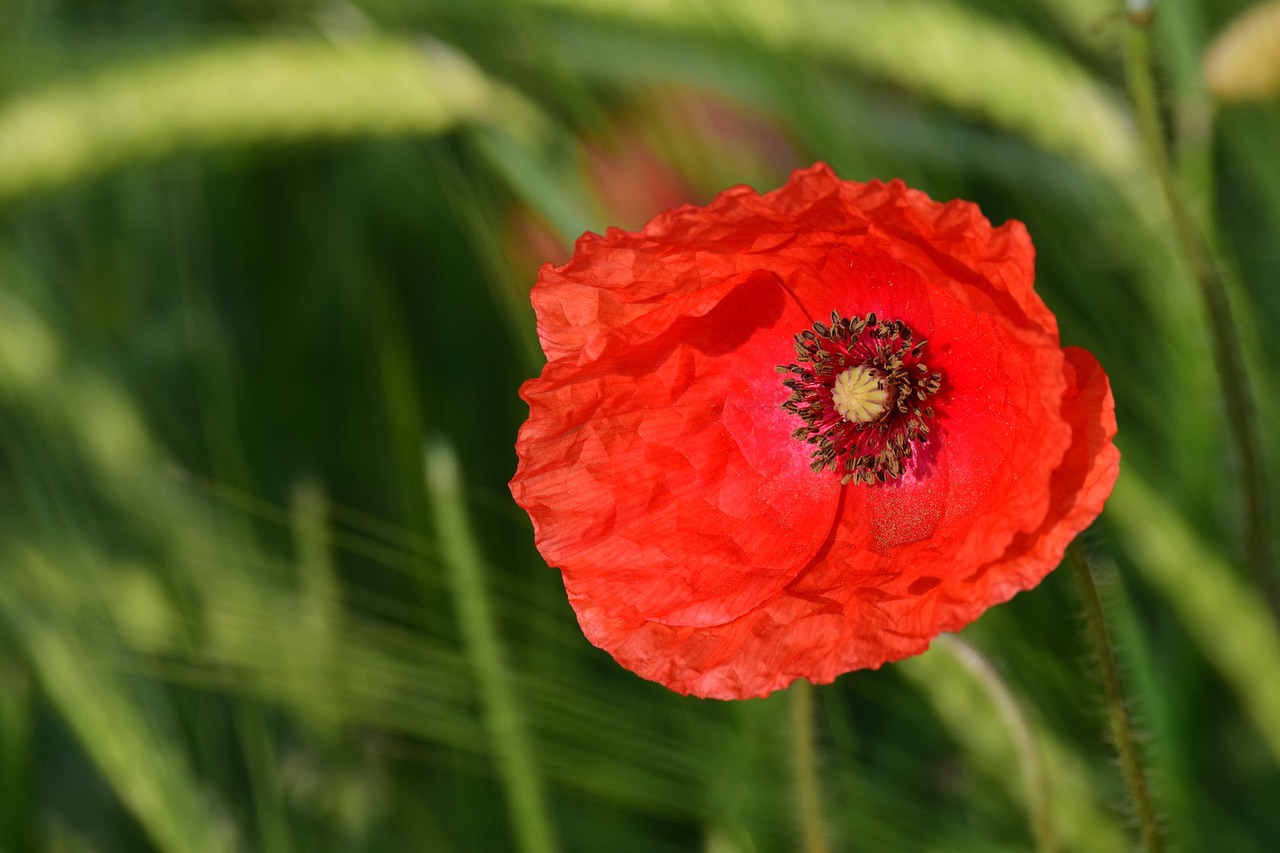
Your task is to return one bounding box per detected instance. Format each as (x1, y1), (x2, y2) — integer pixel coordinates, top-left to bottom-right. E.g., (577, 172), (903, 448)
(779, 311), (942, 485)
(831, 365), (891, 424)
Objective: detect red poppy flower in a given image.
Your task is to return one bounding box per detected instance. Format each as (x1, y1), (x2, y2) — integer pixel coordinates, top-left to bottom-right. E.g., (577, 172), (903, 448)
(511, 163), (1119, 699)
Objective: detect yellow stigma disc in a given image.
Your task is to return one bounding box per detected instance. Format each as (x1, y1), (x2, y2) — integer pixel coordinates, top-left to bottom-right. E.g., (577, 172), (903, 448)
(831, 365), (889, 424)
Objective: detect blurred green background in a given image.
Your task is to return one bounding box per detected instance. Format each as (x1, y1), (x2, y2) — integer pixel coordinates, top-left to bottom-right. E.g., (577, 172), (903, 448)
(1, 0), (1279, 850)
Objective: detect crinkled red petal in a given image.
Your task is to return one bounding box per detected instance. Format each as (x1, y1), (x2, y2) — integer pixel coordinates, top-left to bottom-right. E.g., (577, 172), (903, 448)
(514, 270), (842, 629)
(532, 164), (1047, 363)
(572, 344), (1118, 699)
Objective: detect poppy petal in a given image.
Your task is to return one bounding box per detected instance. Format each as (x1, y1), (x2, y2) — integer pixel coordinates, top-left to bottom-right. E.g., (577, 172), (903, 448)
(514, 270), (843, 629)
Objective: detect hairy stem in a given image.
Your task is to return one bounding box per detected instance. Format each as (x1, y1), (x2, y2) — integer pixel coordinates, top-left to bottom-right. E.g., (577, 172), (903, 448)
(1068, 545), (1163, 852)
(1124, 4), (1278, 626)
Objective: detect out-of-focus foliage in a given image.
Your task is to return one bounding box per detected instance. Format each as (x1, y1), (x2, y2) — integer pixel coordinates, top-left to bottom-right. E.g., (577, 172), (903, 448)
(0, 1), (1277, 851)
(1203, 0), (1280, 101)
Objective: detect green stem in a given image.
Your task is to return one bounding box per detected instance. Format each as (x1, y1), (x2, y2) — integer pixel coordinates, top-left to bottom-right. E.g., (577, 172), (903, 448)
(1124, 5), (1278, 626)
(937, 636), (1055, 853)
(425, 440), (558, 853)
(789, 679), (830, 853)
(1068, 545), (1163, 853)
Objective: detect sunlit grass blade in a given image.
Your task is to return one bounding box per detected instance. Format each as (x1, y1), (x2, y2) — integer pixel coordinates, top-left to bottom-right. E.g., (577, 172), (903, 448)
(0, 37), (543, 205)
(3, 574), (230, 853)
(290, 479), (342, 636)
(932, 636), (1055, 853)
(1109, 473), (1280, 763)
(287, 480), (344, 735)
(504, 0), (1140, 184)
(424, 439), (559, 853)
(233, 703), (294, 853)
(899, 638), (1129, 852)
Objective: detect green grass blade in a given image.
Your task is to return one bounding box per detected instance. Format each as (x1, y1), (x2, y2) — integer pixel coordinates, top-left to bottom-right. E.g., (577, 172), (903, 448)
(5, 572), (230, 853)
(508, 0), (1140, 184)
(1109, 472), (1280, 764)
(898, 639), (1128, 852)
(424, 439), (559, 853)
(0, 37), (542, 204)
